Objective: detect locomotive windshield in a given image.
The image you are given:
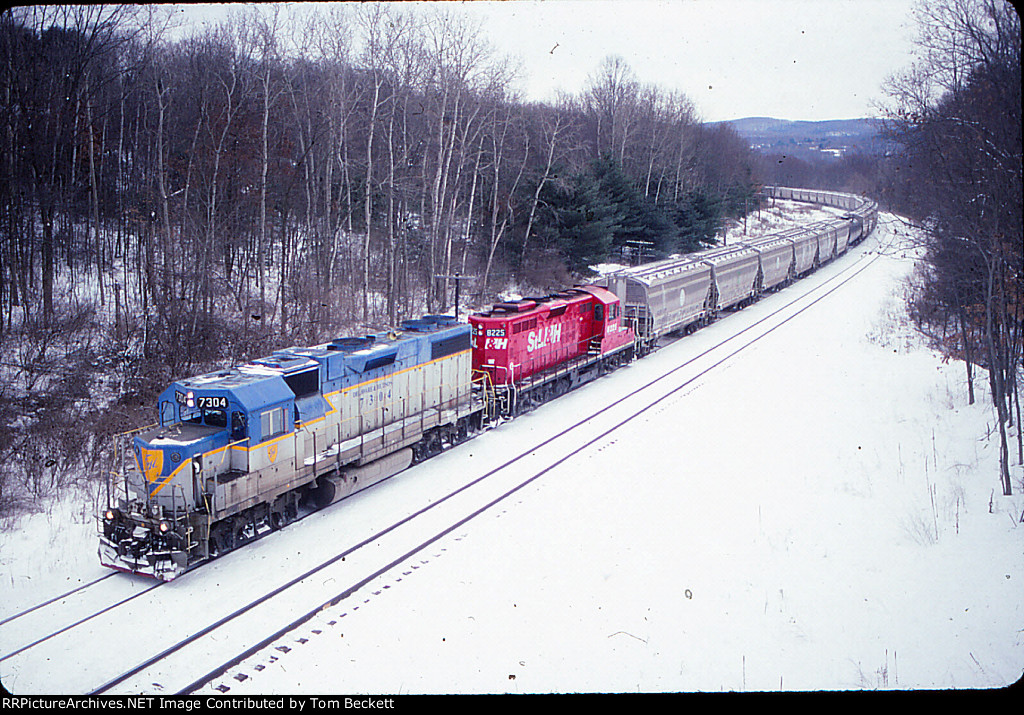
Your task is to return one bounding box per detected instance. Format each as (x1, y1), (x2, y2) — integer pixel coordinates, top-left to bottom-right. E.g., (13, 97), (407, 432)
(201, 408), (227, 428)
(159, 391), (231, 430)
(179, 404), (227, 428)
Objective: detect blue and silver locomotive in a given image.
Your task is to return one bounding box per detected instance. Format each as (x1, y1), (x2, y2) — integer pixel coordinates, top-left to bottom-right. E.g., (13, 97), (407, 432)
(99, 316), (482, 580)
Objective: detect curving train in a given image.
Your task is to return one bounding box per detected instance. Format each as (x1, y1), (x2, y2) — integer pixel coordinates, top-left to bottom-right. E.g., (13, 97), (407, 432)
(99, 187), (878, 580)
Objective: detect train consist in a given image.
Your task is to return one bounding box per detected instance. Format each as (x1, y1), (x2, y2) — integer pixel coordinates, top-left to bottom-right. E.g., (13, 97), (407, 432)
(99, 187), (878, 580)
(604, 186), (877, 351)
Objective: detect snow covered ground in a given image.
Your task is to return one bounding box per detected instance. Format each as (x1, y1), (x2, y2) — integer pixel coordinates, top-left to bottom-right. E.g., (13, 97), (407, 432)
(1, 212), (1022, 694)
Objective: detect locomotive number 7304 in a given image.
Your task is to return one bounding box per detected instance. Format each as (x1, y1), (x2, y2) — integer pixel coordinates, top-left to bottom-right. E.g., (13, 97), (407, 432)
(174, 391), (228, 410)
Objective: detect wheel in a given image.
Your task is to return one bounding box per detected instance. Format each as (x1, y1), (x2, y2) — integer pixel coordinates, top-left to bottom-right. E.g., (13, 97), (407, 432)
(232, 516), (250, 545)
(210, 522), (234, 557)
(269, 509), (286, 530)
(269, 496), (290, 530)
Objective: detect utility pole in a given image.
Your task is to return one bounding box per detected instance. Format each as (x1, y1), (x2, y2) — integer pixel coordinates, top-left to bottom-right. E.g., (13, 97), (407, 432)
(434, 272), (474, 316)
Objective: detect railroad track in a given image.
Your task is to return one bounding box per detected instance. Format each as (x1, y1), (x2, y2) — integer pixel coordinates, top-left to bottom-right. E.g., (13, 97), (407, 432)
(1, 572), (117, 631)
(0, 573), (161, 665)
(2, 219), (899, 695)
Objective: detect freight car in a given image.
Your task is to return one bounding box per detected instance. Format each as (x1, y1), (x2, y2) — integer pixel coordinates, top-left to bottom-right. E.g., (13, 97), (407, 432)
(100, 316), (481, 580)
(603, 187), (878, 351)
(99, 187), (878, 580)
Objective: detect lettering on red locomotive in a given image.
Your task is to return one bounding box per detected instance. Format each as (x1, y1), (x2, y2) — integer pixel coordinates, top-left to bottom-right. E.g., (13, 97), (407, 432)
(526, 323), (562, 352)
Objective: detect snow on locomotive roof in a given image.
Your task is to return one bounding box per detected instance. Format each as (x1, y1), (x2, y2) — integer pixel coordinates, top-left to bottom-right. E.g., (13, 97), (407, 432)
(474, 289), (590, 318)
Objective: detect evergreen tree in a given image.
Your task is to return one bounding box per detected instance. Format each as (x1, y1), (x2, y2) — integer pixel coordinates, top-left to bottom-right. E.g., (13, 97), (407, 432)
(532, 170), (619, 274)
(672, 189), (722, 252)
(589, 154), (674, 258)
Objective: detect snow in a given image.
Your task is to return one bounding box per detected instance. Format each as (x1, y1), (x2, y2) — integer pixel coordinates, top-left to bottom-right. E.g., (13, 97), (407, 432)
(1, 213), (1022, 695)
(721, 198), (850, 244)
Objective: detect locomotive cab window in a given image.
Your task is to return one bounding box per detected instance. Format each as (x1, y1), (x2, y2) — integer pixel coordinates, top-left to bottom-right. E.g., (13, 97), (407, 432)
(180, 405), (227, 428)
(594, 304), (605, 321)
(204, 409), (227, 428)
(261, 406), (288, 439)
(231, 411), (247, 441)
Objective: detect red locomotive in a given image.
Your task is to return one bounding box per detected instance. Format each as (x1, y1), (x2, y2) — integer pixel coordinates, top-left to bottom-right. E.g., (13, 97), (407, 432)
(469, 285), (635, 416)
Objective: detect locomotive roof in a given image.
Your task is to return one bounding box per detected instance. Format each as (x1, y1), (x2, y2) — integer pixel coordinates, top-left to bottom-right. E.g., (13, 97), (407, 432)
(168, 366), (294, 413)
(473, 285), (623, 320)
(473, 289), (588, 318)
(166, 317), (468, 410)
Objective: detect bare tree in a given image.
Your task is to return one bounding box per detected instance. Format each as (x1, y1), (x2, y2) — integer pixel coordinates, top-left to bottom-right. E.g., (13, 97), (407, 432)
(239, 5), (285, 334)
(883, 0), (1021, 495)
(519, 107), (571, 267)
(3, 5), (141, 323)
(583, 55), (640, 163)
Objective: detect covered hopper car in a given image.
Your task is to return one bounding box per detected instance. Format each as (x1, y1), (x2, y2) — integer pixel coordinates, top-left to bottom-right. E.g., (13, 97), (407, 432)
(603, 187), (878, 351)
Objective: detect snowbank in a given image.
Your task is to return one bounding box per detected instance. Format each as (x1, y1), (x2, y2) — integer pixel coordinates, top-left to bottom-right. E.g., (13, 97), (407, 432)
(1, 213), (1020, 694)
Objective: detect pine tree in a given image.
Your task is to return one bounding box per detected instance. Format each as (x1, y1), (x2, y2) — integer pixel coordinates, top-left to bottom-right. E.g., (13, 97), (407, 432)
(672, 189), (722, 252)
(533, 169), (619, 274)
(589, 154), (674, 258)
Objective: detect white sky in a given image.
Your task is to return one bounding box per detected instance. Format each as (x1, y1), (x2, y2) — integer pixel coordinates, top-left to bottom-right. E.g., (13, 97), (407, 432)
(169, 0), (921, 122)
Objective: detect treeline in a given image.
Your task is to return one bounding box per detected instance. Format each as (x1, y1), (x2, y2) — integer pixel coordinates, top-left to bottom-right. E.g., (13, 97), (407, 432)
(755, 151), (884, 198)
(882, 0), (1021, 496)
(0, 5), (756, 370)
(0, 5), (759, 514)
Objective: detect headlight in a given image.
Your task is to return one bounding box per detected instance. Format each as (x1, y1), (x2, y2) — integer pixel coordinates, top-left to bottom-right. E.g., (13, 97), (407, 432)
(159, 521), (170, 533)
(105, 509), (115, 521)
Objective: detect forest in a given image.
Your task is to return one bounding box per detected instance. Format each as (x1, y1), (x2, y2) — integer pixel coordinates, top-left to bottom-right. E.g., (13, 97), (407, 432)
(0, 4), (766, 513)
(880, 0), (1021, 497)
(0, 1), (1018, 514)
(0, 6), (763, 358)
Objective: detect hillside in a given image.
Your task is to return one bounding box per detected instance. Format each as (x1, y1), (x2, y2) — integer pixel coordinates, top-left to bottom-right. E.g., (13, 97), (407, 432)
(715, 117), (890, 160)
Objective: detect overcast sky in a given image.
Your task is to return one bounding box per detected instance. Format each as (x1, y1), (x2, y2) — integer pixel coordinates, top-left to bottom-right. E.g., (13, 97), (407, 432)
(170, 0), (921, 123)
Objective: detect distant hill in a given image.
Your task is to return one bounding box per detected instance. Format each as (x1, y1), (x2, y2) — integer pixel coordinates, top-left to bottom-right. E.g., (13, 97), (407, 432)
(712, 117), (889, 160)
